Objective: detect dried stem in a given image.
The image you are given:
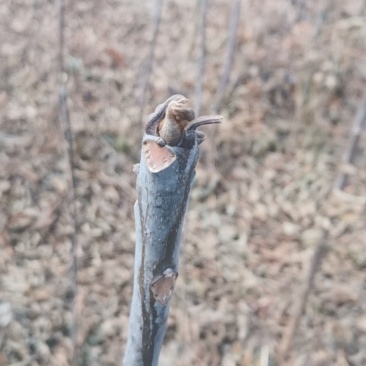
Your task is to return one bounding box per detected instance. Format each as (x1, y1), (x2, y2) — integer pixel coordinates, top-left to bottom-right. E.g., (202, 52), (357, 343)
(278, 234), (328, 363)
(212, 0), (241, 113)
(139, 0), (164, 125)
(335, 96), (366, 190)
(279, 96), (366, 363)
(56, 0), (78, 364)
(194, 0), (207, 116)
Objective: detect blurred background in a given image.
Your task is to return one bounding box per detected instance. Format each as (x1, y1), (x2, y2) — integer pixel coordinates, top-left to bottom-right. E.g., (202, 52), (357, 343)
(1, 0), (366, 365)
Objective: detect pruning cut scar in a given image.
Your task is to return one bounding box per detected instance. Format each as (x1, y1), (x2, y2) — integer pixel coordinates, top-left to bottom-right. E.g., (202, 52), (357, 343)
(150, 268), (178, 305)
(142, 140), (176, 173)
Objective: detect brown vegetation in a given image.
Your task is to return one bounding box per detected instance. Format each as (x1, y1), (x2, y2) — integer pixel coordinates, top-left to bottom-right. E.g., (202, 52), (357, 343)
(0, 0), (365, 365)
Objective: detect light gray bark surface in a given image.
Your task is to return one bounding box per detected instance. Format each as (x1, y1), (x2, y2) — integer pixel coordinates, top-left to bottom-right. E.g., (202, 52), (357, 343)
(124, 96), (221, 366)
(124, 134), (199, 365)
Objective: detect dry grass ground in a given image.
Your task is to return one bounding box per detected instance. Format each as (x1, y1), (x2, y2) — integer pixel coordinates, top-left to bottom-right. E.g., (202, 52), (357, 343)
(1, 0), (366, 365)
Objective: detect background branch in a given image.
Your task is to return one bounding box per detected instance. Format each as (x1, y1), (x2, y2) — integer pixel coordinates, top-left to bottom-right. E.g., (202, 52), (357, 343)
(56, 0), (78, 364)
(335, 95), (366, 190)
(212, 0), (241, 113)
(278, 235), (328, 362)
(138, 0), (164, 125)
(194, 0), (207, 117)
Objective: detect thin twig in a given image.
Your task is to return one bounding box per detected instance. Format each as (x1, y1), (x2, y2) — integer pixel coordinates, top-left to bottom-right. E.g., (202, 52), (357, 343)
(277, 96), (366, 359)
(278, 234), (328, 363)
(188, 0), (201, 58)
(212, 0), (241, 113)
(194, 0), (207, 117)
(56, 0), (78, 364)
(335, 96), (366, 190)
(138, 0), (164, 125)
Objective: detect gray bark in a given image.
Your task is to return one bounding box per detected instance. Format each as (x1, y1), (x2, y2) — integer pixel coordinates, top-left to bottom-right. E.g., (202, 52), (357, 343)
(124, 96), (221, 365)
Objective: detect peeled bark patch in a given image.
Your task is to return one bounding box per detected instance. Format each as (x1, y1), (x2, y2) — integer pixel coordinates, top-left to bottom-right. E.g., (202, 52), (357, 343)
(142, 141), (176, 173)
